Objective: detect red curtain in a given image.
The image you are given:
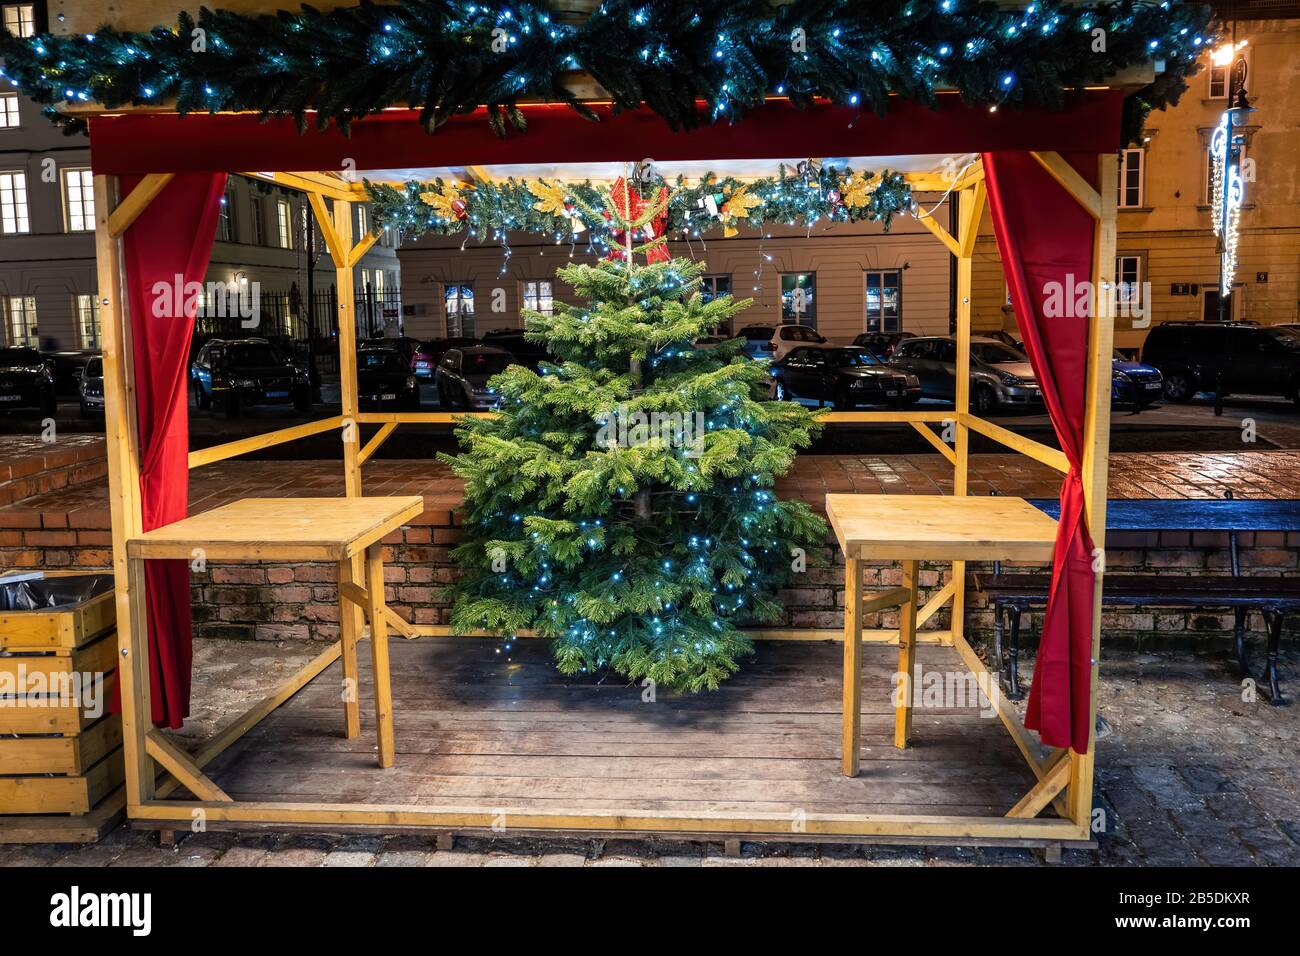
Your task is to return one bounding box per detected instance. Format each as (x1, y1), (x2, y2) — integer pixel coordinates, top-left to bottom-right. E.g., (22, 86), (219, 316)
(116, 172), (227, 729)
(983, 151), (1097, 754)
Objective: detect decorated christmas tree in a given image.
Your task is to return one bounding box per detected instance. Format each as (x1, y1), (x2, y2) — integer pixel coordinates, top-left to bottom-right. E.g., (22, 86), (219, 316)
(442, 180), (826, 690)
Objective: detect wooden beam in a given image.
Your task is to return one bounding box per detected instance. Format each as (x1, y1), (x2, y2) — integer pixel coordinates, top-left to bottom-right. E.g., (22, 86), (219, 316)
(366, 545), (395, 769)
(339, 581), (371, 610)
(243, 170), (366, 203)
(915, 579), (957, 629)
(960, 413), (1071, 474)
(893, 561), (919, 750)
(333, 197), (363, 499)
(841, 558), (863, 777)
(188, 416), (345, 469)
(1007, 753), (1072, 819)
(913, 211), (961, 257)
(398, 623), (951, 644)
(384, 606), (419, 640)
(358, 422), (398, 465)
(94, 174), (154, 808)
(859, 586), (913, 615)
(910, 421), (957, 465)
(129, 799), (1089, 842)
(1030, 152), (1102, 221)
(106, 173), (173, 238)
(307, 192), (346, 266)
(1070, 152), (1118, 828)
(347, 230), (381, 268)
(145, 730), (232, 803)
(958, 180), (986, 259)
(337, 561), (362, 740)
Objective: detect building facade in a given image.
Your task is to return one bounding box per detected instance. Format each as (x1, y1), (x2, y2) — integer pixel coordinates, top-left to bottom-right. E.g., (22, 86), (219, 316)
(0, 1), (400, 352)
(398, 19), (1297, 349)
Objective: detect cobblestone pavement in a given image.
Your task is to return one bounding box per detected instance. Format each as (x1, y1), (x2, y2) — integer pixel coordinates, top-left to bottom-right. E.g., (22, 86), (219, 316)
(1, 640), (1294, 868)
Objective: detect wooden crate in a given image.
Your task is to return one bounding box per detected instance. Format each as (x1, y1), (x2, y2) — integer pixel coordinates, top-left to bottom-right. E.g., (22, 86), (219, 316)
(0, 571), (126, 843)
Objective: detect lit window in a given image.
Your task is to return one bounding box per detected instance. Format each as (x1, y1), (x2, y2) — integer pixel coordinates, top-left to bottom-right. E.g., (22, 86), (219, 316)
(219, 188), (235, 241)
(1115, 255), (1142, 309)
(0, 93), (18, 128)
(444, 283), (475, 337)
(357, 205), (369, 236)
(2, 5), (36, 38)
(0, 170), (29, 234)
(5, 295), (37, 346)
(76, 294), (101, 349)
(249, 196), (264, 245)
(521, 279), (554, 316)
(865, 270), (902, 332)
(780, 273), (816, 324)
(62, 168), (95, 232)
(1117, 148), (1145, 209)
(372, 269), (385, 296)
(699, 274), (731, 302)
(276, 199), (293, 249)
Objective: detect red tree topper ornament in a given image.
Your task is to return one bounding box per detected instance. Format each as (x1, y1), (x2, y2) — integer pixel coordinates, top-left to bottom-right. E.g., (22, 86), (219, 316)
(604, 176), (670, 264)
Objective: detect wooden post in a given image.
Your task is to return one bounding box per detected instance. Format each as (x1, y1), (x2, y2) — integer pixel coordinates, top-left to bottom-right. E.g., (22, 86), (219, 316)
(841, 557), (863, 777)
(893, 559), (920, 749)
(331, 198), (362, 499)
(337, 559), (362, 739)
(366, 544), (395, 769)
(950, 179), (984, 646)
(1069, 154), (1118, 830)
(93, 174), (155, 805)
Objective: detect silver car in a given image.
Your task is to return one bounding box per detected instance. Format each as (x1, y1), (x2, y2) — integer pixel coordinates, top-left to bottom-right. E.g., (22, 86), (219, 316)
(888, 335), (1042, 414)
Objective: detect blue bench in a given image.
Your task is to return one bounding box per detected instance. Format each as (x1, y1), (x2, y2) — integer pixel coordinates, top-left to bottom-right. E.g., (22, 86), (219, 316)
(973, 493), (1300, 705)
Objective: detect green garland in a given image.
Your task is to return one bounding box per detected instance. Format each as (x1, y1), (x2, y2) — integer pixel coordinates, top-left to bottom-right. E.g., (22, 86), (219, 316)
(364, 162), (913, 243)
(0, 1), (1216, 142)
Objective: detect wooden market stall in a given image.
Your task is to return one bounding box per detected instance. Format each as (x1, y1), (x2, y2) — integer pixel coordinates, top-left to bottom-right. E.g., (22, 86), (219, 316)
(1, 0), (1215, 855)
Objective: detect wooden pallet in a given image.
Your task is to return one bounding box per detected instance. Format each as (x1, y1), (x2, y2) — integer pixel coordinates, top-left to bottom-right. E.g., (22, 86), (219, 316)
(0, 571), (125, 843)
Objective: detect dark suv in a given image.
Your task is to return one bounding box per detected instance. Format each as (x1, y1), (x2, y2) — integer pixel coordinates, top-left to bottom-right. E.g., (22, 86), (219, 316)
(190, 338), (311, 416)
(0, 347), (56, 415)
(1141, 322), (1300, 405)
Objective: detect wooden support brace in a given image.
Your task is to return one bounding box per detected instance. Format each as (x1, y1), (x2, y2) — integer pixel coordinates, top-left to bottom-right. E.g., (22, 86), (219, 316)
(910, 421), (957, 465)
(348, 231), (380, 268)
(384, 606), (418, 640)
(860, 586), (913, 615)
(307, 192), (346, 265)
(1006, 752), (1072, 819)
(339, 581), (371, 610)
(107, 173), (174, 238)
(1029, 152), (1102, 221)
(913, 211), (961, 257)
(958, 180), (986, 259)
(145, 730), (232, 803)
(358, 422), (398, 465)
(915, 579), (957, 629)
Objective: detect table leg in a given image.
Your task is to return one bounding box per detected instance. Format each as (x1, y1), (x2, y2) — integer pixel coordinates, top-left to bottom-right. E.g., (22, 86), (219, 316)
(337, 559), (362, 739)
(365, 544), (395, 769)
(841, 557), (864, 777)
(894, 559), (920, 750)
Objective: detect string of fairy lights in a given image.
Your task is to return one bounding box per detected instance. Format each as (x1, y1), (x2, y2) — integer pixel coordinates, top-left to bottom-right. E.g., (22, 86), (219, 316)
(0, 1), (1218, 142)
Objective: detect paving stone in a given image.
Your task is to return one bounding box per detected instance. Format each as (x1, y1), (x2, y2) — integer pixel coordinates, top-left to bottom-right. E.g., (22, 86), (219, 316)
(426, 851), (491, 867)
(212, 845), (272, 867)
(537, 853), (589, 867)
(322, 850), (378, 867)
(1235, 826), (1300, 866)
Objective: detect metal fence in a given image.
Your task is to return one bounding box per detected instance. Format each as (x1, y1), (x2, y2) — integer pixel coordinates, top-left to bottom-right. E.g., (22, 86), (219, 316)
(192, 287), (404, 378)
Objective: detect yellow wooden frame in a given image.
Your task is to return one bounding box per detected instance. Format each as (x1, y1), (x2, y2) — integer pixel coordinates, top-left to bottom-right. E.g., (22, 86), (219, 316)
(94, 151), (1114, 852)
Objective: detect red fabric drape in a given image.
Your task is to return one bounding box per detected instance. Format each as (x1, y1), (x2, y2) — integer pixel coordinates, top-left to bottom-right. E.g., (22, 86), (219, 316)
(982, 151), (1097, 754)
(116, 172), (227, 729)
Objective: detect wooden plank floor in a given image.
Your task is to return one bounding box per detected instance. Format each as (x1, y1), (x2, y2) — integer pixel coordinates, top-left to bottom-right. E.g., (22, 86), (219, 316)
(203, 638), (1043, 820)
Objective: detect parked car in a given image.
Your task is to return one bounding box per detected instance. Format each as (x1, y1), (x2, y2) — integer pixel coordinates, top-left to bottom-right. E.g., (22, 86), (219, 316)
(480, 330), (554, 371)
(190, 337), (311, 416)
(889, 335), (1042, 414)
(1141, 321), (1300, 405)
(0, 346), (57, 416)
(435, 346), (514, 409)
(983, 330), (1023, 350)
(42, 349), (97, 398)
(359, 336), (422, 365)
(1111, 351), (1163, 408)
(851, 330), (916, 359)
(771, 345), (921, 409)
(412, 337), (478, 379)
(357, 347), (420, 410)
(738, 323), (828, 361)
(79, 356), (105, 417)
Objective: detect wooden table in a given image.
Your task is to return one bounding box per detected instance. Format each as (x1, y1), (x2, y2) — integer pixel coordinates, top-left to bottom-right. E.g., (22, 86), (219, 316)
(126, 496), (425, 769)
(826, 494), (1058, 777)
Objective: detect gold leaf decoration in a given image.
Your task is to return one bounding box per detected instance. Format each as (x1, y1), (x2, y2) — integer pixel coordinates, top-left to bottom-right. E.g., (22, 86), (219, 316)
(721, 185), (761, 220)
(418, 183), (463, 219)
(841, 172), (880, 209)
(529, 179), (571, 217)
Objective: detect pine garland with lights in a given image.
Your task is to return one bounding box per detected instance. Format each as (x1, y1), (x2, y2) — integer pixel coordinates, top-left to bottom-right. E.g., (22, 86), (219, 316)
(364, 163), (912, 244)
(440, 195), (826, 689)
(0, 1), (1216, 142)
